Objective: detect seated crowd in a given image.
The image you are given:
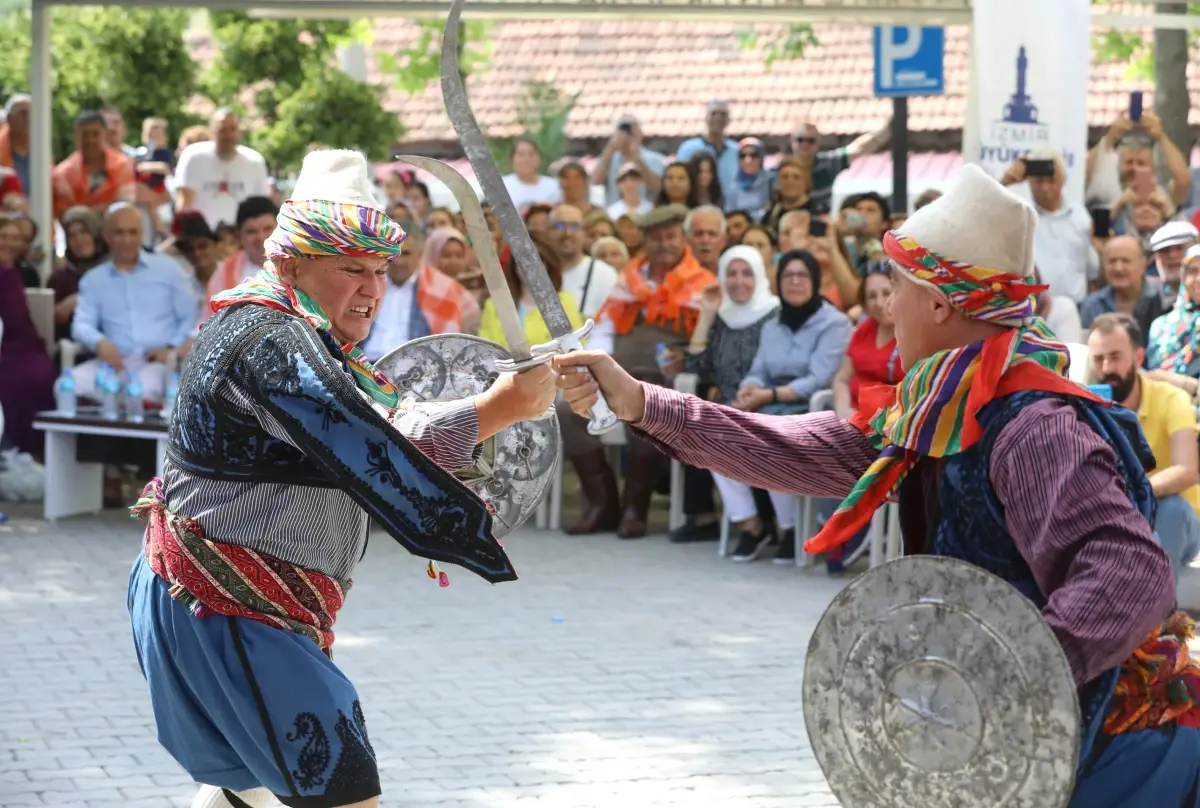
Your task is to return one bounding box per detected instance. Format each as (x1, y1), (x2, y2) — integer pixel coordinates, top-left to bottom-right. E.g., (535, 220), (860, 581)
(4, 96), (1200, 583)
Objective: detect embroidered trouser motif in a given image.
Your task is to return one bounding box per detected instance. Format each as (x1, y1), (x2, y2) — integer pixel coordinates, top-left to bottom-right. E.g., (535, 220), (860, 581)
(129, 557), (381, 808)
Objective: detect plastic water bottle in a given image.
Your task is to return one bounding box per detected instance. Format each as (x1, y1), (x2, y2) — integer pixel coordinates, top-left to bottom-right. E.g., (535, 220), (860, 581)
(125, 373), (144, 423)
(100, 365), (120, 420)
(654, 343), (674, 371)
(54, 368), (77, 417)
(162, 372), (180, 421)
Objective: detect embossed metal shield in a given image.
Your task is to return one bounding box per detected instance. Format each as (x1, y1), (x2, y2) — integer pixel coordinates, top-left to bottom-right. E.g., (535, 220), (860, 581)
(804, 556), (1079, 808)
(375, 333), (559, 537)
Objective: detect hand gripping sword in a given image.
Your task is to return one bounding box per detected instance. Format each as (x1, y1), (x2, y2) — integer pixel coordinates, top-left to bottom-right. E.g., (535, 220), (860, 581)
(440, 0), (621, 436)
(392, 153), (553, 376)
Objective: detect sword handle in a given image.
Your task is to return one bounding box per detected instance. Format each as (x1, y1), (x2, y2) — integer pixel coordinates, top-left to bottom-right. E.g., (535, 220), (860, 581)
(584, 390), (621, 436)
(532, 320), (622, 436)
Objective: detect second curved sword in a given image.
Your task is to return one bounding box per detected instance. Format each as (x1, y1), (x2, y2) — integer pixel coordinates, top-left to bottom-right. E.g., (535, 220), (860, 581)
(440, 0), (620, 436)
(393, 153), (554, 373)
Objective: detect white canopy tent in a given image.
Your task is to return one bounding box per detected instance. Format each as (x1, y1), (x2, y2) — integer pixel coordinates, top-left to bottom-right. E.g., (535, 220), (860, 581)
(26, 0), (1200, 276)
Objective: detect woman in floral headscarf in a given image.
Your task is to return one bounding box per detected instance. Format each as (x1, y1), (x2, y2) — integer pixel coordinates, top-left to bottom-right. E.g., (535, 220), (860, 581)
(1147, 245), (1200, 396)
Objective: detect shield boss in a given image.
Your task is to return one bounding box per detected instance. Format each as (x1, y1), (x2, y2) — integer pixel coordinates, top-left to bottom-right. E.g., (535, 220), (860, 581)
(804, 556), (1079, 808)
(375, 334), (559, 537)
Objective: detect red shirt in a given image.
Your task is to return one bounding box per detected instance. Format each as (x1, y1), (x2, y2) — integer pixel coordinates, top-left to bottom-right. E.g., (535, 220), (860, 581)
(847, 317), (901, 407)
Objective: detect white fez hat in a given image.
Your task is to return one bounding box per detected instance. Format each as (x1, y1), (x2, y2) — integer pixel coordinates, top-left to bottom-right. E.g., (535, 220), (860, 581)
(893, 164), (1037, 279)
(289, 149), (384, 211)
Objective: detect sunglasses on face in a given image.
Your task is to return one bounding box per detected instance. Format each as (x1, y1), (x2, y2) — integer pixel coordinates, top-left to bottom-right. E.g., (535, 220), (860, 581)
(739, 152), (761, 160)
(865, 260), (891, 276)
(553, 222), (583, 232)
(793, 137), (817, 145)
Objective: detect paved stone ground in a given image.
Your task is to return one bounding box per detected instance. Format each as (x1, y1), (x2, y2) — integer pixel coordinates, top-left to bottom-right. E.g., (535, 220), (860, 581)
(0, 504), (847, 808)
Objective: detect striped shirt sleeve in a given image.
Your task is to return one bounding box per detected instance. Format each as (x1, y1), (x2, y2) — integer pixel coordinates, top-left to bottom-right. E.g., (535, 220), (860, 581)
(632, 383), (879, 499)
(991, 398), (1176, 686)
(389, 398), (482, 473)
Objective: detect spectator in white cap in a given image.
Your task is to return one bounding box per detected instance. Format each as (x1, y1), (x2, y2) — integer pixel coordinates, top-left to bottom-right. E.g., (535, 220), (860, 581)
(675, 99), (739, 197)
(1149, 220), (1199, 299)
(590, 113), (665, 207)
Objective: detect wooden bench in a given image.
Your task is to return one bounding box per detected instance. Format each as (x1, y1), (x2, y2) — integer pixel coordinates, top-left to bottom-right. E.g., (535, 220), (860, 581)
(33, 410), (169, 521)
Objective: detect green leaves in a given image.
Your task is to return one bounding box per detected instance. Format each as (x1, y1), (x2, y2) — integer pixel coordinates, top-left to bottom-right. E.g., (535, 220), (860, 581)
(379, 19), (492, 97)
(0, 7), (198, 159)
(204, 13), (402, 173)
(739, 24), (819, 68)
(251, 66), (403, 172)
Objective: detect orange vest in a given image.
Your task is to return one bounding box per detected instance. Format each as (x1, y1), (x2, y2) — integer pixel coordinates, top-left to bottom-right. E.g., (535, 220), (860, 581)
(51, 148), (134, 217)
(600, 248), (717, 338)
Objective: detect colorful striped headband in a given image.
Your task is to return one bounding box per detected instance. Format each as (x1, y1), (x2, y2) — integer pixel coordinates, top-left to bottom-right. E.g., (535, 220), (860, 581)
(264, 199), (406, 260)
(883, 230), (1047, 325)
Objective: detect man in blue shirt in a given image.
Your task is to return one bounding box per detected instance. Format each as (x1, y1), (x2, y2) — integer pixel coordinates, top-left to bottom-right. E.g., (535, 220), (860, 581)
(675, 100), (739, 198)
(71, 203), (200, 402)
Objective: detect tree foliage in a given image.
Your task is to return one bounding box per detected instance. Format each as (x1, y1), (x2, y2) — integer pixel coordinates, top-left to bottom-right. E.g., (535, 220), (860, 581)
(203, 14), (401, 172)
(376, 20), (492, 97)
(0, 7), (198, 160)
(486, 81), (580, 173)
(738, 24), (819, 68)
(1090, 0), (1200, 80)
(254, 67), (402, 172)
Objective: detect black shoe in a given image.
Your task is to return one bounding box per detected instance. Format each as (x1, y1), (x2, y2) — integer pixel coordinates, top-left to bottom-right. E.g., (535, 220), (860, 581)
(731, 530), (772, 562)
(668, 517), (721, 544)
(773, 529), (797, 564)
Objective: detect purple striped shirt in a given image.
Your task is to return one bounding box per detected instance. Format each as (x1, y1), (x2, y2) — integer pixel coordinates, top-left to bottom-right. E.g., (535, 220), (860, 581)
(633, 385), (1176, 686)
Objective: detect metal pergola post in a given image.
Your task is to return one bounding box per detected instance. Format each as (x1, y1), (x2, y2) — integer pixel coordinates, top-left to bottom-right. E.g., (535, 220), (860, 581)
(30, 0), (53, 281)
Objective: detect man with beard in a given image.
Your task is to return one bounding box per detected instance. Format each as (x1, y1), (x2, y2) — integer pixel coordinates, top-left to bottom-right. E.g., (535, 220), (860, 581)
(1088, 311), (1200, 578)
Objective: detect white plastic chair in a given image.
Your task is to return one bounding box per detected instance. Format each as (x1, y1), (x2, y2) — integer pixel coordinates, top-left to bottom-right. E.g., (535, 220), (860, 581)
(25, 288), (54, 357)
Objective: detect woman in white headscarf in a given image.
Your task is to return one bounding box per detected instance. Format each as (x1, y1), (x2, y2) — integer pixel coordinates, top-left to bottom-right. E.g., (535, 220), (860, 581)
(684, 244), (781, 555)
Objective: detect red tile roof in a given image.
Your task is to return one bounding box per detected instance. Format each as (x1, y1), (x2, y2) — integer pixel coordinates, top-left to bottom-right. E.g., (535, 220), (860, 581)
(368, 16), (1200, 145)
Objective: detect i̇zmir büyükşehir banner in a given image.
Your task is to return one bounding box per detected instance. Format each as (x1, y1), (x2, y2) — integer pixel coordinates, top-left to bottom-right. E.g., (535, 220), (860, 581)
(970, 0), (1091, 207)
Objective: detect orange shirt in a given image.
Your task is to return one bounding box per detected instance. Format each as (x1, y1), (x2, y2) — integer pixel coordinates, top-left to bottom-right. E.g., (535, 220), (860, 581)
(51, 148), (134, 217)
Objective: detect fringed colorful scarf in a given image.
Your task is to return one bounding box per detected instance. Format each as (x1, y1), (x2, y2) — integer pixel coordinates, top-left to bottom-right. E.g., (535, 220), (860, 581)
(804, 230), (1095, 555)
(210, 268), (399, 411)
(264, 199), (406, 259)
(1105, 613), (1200, 734)
(132, 478), (350, 649)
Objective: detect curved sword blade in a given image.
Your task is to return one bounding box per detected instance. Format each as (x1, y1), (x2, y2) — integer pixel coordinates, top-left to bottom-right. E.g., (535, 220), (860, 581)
(393, 154), (531, 360)
(440, 0), (621, 436)
(440, 2), (572, 339)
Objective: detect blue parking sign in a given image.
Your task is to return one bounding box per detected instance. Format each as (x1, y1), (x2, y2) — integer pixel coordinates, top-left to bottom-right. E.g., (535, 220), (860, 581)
(873, 26), (945, 97)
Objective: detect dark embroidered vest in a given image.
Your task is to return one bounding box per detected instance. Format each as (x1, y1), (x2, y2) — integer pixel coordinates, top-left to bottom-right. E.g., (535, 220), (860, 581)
(168, 305), (337, 487)
(901, 389), (1157, 770)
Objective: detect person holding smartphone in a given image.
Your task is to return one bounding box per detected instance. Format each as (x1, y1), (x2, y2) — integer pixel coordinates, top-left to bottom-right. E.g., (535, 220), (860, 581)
(590, 114), (666, 208)
(1001, 149), (1099, 304)
(1085, 97), (1192, 211)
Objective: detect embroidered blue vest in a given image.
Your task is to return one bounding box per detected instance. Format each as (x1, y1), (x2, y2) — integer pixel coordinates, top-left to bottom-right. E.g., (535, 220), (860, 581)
(923, 389), (1158, 769)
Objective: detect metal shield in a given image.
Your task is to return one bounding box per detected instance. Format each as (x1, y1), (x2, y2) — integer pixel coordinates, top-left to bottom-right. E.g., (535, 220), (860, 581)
(804, 555), (1079, 808)
(375, 333), (559, 537)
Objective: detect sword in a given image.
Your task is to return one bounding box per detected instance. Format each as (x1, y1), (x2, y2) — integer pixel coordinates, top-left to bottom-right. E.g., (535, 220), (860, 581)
(392, 154), (552, 374)
(440, 0), (621, 436)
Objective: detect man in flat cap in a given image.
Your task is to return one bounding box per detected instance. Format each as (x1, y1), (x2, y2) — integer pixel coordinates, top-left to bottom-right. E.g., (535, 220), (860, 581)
(577, 204), (716, 538)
